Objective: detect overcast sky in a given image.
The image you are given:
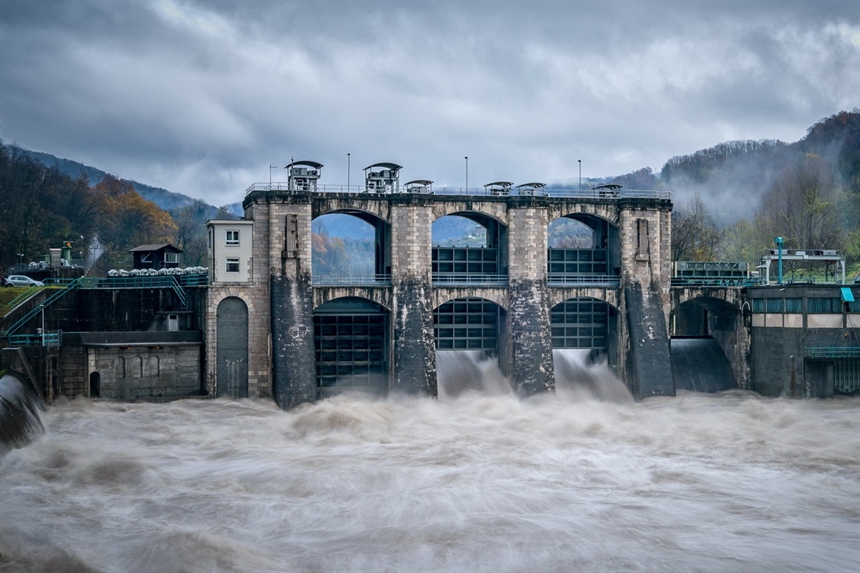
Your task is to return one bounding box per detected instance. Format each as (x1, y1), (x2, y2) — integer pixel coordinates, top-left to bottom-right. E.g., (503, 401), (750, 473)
(1, 0), (858, 207)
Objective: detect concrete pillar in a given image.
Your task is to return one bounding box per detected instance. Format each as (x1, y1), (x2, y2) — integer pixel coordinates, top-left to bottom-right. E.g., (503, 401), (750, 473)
(390, 204), (437, 395)
(619, 204), (674, 399)
(268, 202), (317, 409)
(507, 207), (554, 395)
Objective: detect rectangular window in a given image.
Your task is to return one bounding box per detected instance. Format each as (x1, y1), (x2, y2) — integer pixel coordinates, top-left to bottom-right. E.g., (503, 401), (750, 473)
(226, 230), (240, 246)
(784, 298), (802, 313)
(164, 252), (178, 264)
(752, 299), (765, 313)
(808, 298), (840, 313)
(226, 258), (240, 273)
(766, 298), (784, 313)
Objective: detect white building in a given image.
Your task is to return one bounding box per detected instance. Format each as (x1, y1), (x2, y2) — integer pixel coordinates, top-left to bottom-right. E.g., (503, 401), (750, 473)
(207, 219), (254, 284)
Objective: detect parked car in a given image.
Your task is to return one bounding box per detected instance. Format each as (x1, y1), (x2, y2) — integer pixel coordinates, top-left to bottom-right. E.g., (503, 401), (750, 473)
(3, 275), (44, 287)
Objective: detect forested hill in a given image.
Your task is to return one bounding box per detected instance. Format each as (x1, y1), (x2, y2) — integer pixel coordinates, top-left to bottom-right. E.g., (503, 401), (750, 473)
(22, 149), (199, 212)
(659, 110), (860, 223)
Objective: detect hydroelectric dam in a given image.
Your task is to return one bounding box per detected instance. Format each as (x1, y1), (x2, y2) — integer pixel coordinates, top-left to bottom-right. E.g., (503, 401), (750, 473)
(4, 162), (858, 413)
(205, 162), (676, 408)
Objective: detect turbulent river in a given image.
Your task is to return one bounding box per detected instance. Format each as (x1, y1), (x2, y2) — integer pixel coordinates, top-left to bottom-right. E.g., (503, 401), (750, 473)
(1, 353), (859, 572)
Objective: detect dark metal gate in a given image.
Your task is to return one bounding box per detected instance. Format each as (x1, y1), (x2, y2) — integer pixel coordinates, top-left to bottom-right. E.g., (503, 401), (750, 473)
(314, 298), (389, 395)
(434, 297), (500, 351)
(217, 296), (249, 398)
(550, 298), (609, 349)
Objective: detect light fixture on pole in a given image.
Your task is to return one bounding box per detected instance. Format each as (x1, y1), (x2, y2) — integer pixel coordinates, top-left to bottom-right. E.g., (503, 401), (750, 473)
(465, 156), (469, 191)
(347, 153), (351, 191)
(578, 159), (581, 192)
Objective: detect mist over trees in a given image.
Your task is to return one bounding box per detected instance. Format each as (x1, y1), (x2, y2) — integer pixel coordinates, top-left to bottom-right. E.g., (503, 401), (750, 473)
(666, 110), (860, 272)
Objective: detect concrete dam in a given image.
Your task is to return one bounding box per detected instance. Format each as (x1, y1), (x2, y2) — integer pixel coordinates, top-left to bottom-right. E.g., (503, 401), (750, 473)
(204, 162), (677, 408)
(6, 163), (856, 413)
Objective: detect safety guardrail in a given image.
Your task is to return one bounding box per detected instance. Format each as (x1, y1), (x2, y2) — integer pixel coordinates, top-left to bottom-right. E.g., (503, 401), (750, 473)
(670, 278), (757, 287)
(804, 347), (860, 359)
(246, 183), (672, 201)
(7, 332), (61, 347)
(312, 274), (392, 286)
(4, 285), (44, 313)
(4, 279), (83, 337)
(547, 274), (621, 287)
(432, 274), (509, 286)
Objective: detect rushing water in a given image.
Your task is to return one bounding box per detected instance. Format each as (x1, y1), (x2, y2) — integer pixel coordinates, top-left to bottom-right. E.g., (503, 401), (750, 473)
(1, 355), (859, 573)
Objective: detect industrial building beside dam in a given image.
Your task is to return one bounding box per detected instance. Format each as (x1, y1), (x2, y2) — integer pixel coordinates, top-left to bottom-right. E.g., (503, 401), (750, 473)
(2, 161), (859, 407)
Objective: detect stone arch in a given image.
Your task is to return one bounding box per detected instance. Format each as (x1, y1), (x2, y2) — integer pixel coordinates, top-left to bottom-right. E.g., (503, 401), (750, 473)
(217, 296), (249, 398)
(311, 209), (391, 282)
(313, 199), (391, 223)
(546, 203), (619, 226)
(671, 295), (741, 337)
(548, 288), (618, 309)
(431, 209), (508, 285)
(313, 287), (392, 312)
(433, 288), (508, 310)
(431, 202), (508, 225)
(547, 210), (621, 283)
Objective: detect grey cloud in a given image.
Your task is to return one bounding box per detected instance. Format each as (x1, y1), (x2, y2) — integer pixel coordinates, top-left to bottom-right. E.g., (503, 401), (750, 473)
(1, 0), (857, 207)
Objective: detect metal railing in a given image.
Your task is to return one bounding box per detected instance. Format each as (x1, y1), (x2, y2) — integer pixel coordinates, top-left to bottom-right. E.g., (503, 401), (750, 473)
(547, 274), (621, 287)
(246, 183), (672, 201)
(670, 278), (756, 288)
(8, 332), (61, 347)
(432, 274), (509, 286)
(4, 278), (83, 337)
(805, 347), (860, 359)
(312, 274), (392, 286)
(4, 285), (45, 313)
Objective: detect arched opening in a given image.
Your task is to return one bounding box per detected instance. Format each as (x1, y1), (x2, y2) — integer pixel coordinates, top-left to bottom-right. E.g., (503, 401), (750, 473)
(551, 297), (627, 400)
(89, 372), (100, 398)
(670, 297), (739, 392)
(312, 212), (390, 285)
(432, 213), (507, 285)
(433, 297), (509, 396)
(217, 297), (249, 398)
(547, 214), (619, 286)
(314, 297), (390, 397)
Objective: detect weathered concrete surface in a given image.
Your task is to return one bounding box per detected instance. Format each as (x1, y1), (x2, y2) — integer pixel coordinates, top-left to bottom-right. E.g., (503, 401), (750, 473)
(271, 274), (316, 408)
(624, 282), (675, 399)
(392, 281), (437, 395)
(509, 280), (555, 395)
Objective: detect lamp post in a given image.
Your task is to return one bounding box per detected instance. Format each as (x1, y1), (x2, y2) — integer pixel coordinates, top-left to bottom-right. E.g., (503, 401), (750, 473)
(775, 236), (784, 285)
(347, 153), (351, 191)
(465, 156), (469, 192)
(578, 159), (581, 192)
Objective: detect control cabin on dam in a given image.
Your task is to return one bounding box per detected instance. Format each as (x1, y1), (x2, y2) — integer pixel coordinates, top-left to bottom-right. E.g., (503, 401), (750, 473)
(206, 160), (675, 408)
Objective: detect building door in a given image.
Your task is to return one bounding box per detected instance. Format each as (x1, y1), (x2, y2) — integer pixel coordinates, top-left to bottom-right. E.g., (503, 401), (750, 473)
(217, 297), (249, 398)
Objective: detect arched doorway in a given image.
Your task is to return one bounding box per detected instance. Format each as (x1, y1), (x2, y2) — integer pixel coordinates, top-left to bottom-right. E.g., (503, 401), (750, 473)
(217, 297), (249, 398)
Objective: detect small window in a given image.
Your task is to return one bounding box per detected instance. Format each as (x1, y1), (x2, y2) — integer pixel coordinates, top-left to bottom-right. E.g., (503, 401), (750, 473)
(766, 298), (783, 313)
(785, 298), (802, 313)
(164, 252), (179, 264)
(226, 230), (240, 246)
(752, 299), (765, 313)
(226, 258), (240, 273)
(808, 298), (840, 313)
